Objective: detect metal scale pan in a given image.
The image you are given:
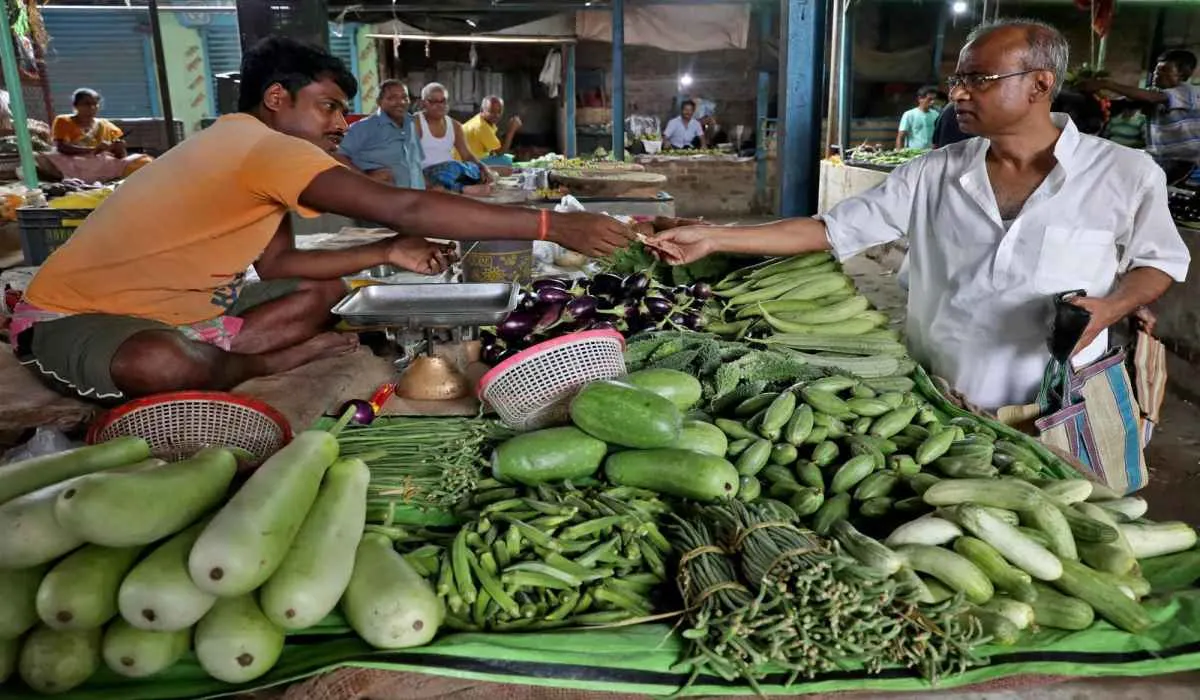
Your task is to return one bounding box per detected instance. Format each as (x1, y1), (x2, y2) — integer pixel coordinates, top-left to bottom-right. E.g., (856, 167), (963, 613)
(331, 283), (521, 328)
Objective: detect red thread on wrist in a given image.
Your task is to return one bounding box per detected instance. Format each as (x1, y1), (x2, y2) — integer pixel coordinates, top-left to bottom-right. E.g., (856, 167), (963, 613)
(538, 209), (550, 241)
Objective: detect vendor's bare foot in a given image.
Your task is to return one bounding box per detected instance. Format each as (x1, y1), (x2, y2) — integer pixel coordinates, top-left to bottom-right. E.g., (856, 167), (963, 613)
(262, 332), (358, 374)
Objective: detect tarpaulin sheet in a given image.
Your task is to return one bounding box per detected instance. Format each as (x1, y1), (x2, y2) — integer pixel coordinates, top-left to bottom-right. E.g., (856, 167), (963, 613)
(10, 583), (1200, 700)
(575, 6), (750, 52)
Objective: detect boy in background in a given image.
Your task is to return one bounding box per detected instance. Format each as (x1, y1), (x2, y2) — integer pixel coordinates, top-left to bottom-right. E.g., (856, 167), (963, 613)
(896, 85), (940, 150)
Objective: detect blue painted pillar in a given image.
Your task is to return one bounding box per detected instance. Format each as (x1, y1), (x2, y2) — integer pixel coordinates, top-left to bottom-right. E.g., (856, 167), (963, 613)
(566, 43), (577, 158)
(755, 8), (771, 208)
(778, 0), (828, 216)
(611, 0), (625, 160)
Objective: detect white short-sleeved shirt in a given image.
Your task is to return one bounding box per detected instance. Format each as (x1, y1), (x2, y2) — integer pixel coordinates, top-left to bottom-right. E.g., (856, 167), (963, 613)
(819, 114), (1190, 410)
(663, 116), (703, 149)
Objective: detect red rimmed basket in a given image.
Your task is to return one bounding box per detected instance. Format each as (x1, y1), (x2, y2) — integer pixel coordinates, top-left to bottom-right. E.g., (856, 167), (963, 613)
(87, 391), (292, 467)
(478, 329), (627, 431)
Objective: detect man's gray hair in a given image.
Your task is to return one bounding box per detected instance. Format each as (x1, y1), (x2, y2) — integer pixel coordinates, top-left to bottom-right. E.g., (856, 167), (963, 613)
(482, 95), (504, 110)
(965, 18), (1069, 98)
(421, 82), (447, 101)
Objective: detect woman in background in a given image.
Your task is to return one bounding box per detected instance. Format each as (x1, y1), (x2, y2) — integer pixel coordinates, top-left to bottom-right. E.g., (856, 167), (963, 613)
(36, 88), (153, 183)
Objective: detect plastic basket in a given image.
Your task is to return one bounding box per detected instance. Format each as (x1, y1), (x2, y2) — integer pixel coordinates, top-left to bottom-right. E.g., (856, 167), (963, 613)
(17, 207), (93, 265)
(87, 391), (292, 468)
(478, 330), (627, 431)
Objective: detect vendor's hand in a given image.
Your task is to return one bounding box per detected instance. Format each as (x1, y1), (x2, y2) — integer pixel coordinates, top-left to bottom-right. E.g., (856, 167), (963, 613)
(549, 212), (637, 258)
(1075, 78), (1107, 94)
(645, 226), (720, 266)
(366, 169), (394, 185)
(1067, 294), (1124, 356)
(1134, 306), (1158, 335)
(507, 115), (523, 133)
(387, 237), (458, 275)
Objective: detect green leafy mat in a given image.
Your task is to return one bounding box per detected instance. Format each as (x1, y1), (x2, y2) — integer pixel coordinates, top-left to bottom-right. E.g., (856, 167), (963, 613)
(8, 585), (1200, 699)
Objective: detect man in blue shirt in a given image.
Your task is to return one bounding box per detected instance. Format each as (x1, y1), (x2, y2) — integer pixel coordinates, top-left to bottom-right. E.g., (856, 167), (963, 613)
(896, 85), (940, 150)
(337, 80), (425, 190)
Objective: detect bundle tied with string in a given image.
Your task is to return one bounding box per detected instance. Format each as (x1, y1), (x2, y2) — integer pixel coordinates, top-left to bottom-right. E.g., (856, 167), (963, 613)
(669, 502), (988, 691)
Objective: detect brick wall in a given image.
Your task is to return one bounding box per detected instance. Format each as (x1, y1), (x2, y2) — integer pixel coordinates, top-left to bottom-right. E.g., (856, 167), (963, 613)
(634, 155), (776, 218)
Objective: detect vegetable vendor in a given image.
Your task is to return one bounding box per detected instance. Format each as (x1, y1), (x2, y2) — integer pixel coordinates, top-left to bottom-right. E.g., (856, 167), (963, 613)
(416, 83), (492, 195)
(335, 80), (425, 190)
(36, 88), (153, 183)
(649, 20), (1189, 413)
(1078, 49), (1200, 185)
(663, 100), (707, 150)
(461, 95), (522, 168)
(11, 37), (633, 404)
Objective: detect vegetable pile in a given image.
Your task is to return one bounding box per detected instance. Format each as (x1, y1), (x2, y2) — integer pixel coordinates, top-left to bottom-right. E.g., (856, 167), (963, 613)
(843, 147), (928, 168)
(482, 273), (714, 366)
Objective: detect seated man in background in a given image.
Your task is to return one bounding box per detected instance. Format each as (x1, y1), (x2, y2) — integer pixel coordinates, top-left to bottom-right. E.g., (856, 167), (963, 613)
(663, 100), (706, 150)
(337, 79), (424, 190)
(462, 95), (522, 168)
(12, 37), (632, 404)
(37, 88), (153, 183)
(415, 83), (492, 195)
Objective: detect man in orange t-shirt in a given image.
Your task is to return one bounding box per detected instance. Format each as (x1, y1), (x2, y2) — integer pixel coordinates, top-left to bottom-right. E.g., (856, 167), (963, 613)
(14, 37), (632, 403)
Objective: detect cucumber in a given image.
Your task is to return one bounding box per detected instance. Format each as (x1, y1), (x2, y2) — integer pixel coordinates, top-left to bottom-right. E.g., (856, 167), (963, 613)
(672, 420), (728, 457)
(830, 455), (876, 494)
(0, 564), (48, 639)
(0, 436), (150, 504)
(38, 544), (142, 630)
(18, 625), (101, 694)
(715, 418), (758, 441)
(343, 532), (443, 649)
(736, 475), (762, 502)
(784, 404), (815, 445)
(735, 439), (773, 476)
(770, 443), (799, 466)
(0, 637), (14, 684)
(760, 392), (798, 441)
(813, 493), (851, 535)
(492, 427), (607, 485)
(55, 447), (237, 547)
(1031, 583), (1095, 631)
(569, 380), (683, 449)
(795, 459), (825, 489)
(118, 520), (215, 631)
(605, 449), (739, 501)
(261, 458), (369, 630)
(854, 471), (898, 501)
(188, 430), (339, 596)
(102, 619), (191, 678)
(788, 487), (825, 517)
(0, 479), (86, 570)
(726, 438), (752, 458)
(811, 440), (840, 467)
(194, 594), (285, 683)
(623, 368), (703, 411)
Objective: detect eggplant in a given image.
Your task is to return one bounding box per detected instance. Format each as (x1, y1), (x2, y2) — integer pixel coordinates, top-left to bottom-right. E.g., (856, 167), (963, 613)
(532, 278), (569, 292)
(534, 302), (564, 331)
(641, 296), (673, 319)
(690, 282), (714, 300)
(564, 295), (599, 322)
(667, 313), (689, 329)
(681, 312), (703, 330)
(482, 342), (508, 366)
(589, 273), (623, 298)
(498, 311), (538, 341)
(535, 286), (572, 305)
(479, 329), (498, 351)
(337, 399), (376, 426)
(622, 273), (650, 299)
(588, 320), (619, 332)
(495, 348), (518, 365)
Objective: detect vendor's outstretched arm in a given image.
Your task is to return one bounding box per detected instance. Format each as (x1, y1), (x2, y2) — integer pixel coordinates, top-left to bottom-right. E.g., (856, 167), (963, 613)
(253, 216), (454, 280)
(650, 218), (832, 265)
(1081, 79), (1168, 105)
(299, 166), (634, 257)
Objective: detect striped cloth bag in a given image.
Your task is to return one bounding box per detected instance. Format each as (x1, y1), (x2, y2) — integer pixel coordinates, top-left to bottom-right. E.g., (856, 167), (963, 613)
(1034, 349), (1149, 494)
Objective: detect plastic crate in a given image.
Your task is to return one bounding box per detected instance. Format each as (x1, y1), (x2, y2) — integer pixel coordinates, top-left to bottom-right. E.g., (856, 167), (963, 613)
(17, 207), (93, 265)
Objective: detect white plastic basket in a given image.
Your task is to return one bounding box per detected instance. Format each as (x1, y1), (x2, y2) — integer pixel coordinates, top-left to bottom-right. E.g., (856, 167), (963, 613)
(478, 330), (627, 431)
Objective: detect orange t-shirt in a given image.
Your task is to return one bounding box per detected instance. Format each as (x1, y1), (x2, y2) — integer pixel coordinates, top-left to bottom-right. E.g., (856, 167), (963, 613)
(26, 113), (342, 325)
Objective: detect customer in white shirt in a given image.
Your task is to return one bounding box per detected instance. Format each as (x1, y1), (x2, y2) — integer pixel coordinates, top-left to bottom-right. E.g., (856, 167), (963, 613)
(647, 19), (1189, 412)
(662, 100), (707, 150)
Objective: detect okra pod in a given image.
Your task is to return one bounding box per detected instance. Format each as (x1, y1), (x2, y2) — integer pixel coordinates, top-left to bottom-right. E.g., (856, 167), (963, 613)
(452, 528), (478, 604)
(470, 555), (520, 617)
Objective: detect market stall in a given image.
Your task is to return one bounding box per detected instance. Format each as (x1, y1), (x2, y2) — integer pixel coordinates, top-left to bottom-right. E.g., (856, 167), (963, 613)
(3, 235), (1200, 699)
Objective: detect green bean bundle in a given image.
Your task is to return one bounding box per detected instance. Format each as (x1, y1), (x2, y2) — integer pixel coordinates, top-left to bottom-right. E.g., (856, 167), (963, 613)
(335, 417), (513, 522)
(669, 501), (986, 690)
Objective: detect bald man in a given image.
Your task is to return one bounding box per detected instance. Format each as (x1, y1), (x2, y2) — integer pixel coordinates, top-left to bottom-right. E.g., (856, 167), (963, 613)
(649, 19), (1189, 411)
(462, 95), (522, 166)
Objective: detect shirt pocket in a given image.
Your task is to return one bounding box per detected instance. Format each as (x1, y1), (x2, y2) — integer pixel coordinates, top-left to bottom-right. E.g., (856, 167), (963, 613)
(1033, 226), (1119, 296)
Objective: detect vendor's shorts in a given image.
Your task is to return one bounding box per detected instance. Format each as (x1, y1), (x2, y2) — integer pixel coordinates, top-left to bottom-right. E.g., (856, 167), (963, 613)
(13, 279), (298, 404)
(423, 161), (483, 193)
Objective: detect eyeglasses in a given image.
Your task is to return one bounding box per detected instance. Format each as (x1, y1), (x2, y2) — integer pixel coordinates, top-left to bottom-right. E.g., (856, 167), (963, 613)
(946, 69), (1047, 92)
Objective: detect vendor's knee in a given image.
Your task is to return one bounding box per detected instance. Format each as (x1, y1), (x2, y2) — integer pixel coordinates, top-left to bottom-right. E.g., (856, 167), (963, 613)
(298, 278), (349, 309)
(110, 330), (217, 396)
